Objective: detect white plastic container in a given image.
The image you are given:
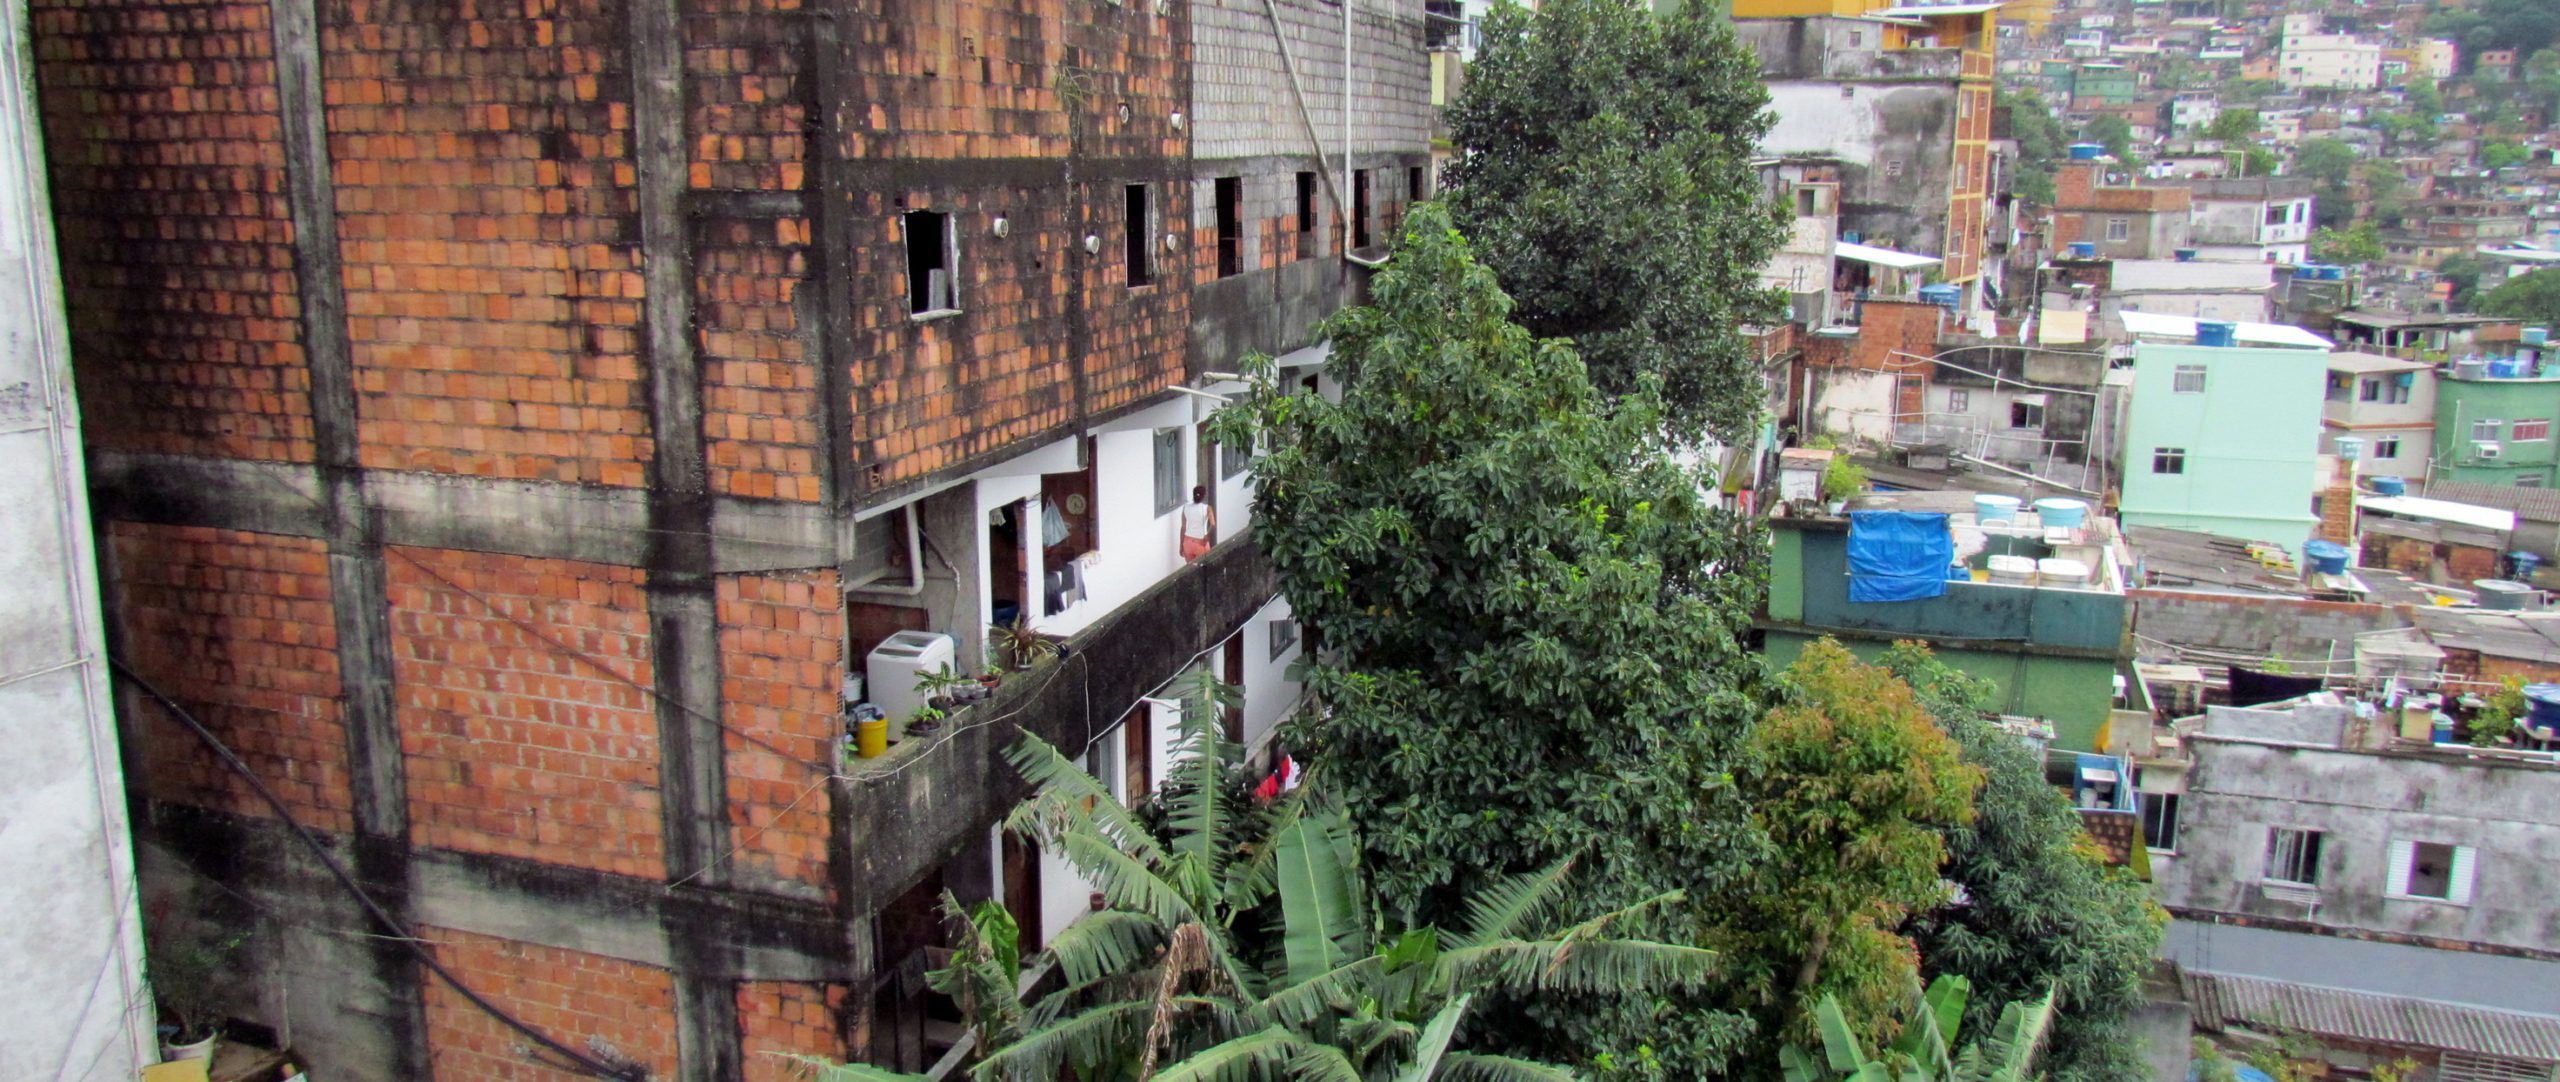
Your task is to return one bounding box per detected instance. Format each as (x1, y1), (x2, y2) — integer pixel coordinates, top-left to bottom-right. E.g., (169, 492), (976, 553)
(1987, 554), (2037, 585)
(2038, 558), (2091, 585)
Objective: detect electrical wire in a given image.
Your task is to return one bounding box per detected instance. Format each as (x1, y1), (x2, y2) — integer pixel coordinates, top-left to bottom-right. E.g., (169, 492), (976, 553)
(111, 659), (645, 1082)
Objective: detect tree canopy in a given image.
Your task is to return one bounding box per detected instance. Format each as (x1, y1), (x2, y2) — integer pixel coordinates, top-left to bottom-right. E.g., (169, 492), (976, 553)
(2313, 223), (2385, 266)
(1441, 0), (1786, 443)
(2203, 109), (2258, 142)
(1881, 645), (2164, 1082)
(1213, 201), (1769, 1075)
(2428, 0), (2560, 62)
(2481, 269), (2560, 327)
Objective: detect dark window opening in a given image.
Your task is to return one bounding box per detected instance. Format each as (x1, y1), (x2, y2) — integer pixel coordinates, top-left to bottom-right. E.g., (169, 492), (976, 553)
(1295, 172), (1318, 259)
(1352, 169), (1371, 250)
(1215, 176), (1243, 278)
(1153, 427), (1184, 516)
(905, 210), (956, 315)
(2153, 447), (2187, 474)
(2010, 401), (2044, 429)
(2406, 841), (2456, 899)
(2138, 792), (2180, 851)
(1125, 183), (1154, 287)
(2264, 827), (2323, 885)
(1410, 165), (1426, 204)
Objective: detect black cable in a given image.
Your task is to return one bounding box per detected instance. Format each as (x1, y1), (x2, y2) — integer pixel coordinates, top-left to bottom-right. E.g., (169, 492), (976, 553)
(111, 659), (646, 1082)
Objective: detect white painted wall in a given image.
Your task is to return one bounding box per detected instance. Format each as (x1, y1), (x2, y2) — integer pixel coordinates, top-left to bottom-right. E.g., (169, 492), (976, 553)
(1235, 596), (1304, 752)
(1038, 413), (1193, 639)
(0, 0), (154, 1072)
(1807, 367), (1901, 449)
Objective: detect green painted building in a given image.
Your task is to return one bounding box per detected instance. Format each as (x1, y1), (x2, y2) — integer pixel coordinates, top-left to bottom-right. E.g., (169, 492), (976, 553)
(1760, 509), (2131, 751)
(2433, 363), (2560, 488)
(2072, 63), (2138, 107)
(2117, 322), (2333, 555)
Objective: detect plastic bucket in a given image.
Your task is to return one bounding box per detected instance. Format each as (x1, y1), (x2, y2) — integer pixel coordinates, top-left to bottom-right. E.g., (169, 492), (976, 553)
(857, 717), (889, 758)
(2032, 498), (2088, 528)
(1975, 494), (2022, 523)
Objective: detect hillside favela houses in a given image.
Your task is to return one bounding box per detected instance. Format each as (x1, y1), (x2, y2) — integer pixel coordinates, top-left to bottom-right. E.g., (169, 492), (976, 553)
(25, 0), (1427, 1074)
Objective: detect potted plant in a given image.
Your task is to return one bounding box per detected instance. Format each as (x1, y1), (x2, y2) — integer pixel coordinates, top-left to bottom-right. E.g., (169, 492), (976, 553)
(990, 617), (1062, 671)
(151, 927), (248, 1061)
(1821, 454), (1868, 514)
(912, 665), (977, 710)
(907, 704), (948, 736)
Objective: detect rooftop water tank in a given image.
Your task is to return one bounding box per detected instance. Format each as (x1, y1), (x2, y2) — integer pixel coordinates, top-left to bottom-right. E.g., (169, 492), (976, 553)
(2304, 539), (2350, 576)
(1987, 554), (2038, 583)
(2068, 143), (2105, 160)
(2475, 579), (2535, 610)
(2195, 321), (2238, 347)
(1975, 494), (2022, 523)
(2524, 684), (2560, 736)
(2037, 557), (2091, 584)
(2174, 247), (2199, 262)
(2491, 356), (2528, 379)
(2334, 435), (2365, 461)
(2454, 359), (2491, 380)
(1917, 283), (1964, 310)
(2526, 327), (2550, 347)
(2033, 497), (2088, 528)
(2368, 475), (2407, 496)
(2068, 241), (2099, 258)
(2317, 265), (2345, 281)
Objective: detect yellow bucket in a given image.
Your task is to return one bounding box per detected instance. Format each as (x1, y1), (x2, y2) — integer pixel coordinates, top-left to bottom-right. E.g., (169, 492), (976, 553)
(857, 717), (888, 759)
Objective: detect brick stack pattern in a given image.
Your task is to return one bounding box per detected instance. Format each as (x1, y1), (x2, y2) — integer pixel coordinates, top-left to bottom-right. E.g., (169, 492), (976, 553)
(32, 0), (315, 464)
(111, 524), (354, 834)
(738, 981), (850, 1082)
(417, 927), (679, 1082)
(715, 570), (844, 895)
(698, 218), (824, 502)
(387, 547), (665, 879)
(324, 0), (652, 486)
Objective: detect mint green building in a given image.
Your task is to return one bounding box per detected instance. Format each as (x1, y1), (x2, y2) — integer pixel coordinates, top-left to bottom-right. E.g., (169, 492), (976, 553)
(1759, 509), (2130, 752)
(2432, 364), (2560, 488)
(2116, 318), (2334, 555)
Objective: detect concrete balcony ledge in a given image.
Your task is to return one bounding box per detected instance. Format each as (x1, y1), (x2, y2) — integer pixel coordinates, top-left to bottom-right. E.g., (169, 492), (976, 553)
(834, 534), (1280, 914)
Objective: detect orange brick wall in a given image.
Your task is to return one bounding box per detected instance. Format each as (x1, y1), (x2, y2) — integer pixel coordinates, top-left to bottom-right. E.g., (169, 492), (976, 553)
(419, 927), (679, 1082)
(717, 571), (844, 894)
(686, 3), (810, 193)
(1076, 177), (1191, 424)
(33, 0), (316, 464)
(387, 547), (665, 879)
(323, 0), (652, 486)
(738, 981), (849, 1082)
(699, 218), (824, 502)
(110, 524), (353, 834)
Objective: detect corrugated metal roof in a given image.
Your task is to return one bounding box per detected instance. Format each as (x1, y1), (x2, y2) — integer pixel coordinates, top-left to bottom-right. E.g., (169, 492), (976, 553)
(2421, 481), (2560, 525)
(2183, 971), (2560, 1062)
(2412, 609), (2560, 662)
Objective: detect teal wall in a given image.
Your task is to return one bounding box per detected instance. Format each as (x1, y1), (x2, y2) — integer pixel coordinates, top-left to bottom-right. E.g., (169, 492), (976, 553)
(2432, 375), (2560, 487)
(2119, 340), (2328, 555)
(1764, 631), (2120, 751)
(1782, 522), (2127, 651)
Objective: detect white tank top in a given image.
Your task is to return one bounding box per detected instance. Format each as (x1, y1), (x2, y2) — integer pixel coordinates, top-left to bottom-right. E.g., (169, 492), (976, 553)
(1180, 501), (1211, 538)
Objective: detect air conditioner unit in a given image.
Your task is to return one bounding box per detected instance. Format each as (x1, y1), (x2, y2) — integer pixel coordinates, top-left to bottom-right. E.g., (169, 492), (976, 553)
(2476, 441), (2504, 460)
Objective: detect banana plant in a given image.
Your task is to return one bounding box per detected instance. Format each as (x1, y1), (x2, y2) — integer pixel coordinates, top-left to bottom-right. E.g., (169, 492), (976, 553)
(1778, 976), (2055, 1082)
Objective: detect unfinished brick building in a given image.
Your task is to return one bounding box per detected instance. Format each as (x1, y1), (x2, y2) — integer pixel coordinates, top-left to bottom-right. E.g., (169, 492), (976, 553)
(31, 0), (1429, 1075)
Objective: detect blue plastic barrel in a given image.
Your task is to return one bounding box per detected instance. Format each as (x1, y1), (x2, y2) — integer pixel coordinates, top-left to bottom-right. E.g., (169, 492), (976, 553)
(2034, 497), (2089, 528)
(2303, 539), (2350, 575)
(2195, 321), (2238, 347)
(2068, 241), (2098, 258)
(2369, 475), (2406, 496)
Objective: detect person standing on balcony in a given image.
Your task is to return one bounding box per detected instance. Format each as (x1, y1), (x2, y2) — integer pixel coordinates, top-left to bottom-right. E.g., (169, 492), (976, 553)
(1180, 485), (1216, 562)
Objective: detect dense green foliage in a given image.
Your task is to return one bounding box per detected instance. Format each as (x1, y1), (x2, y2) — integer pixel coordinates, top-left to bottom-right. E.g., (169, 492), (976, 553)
(1881, 645), (2165, 1082)
(2313, 223), (2385, 266)
(1997, 90), (2065, 206)
(2078, 115), (2136, 164)
(1779, 976), (2055, 1082)
(1441, 0), (1785, 442)
(1213, 202), (1768, 1075)
(1713, 641), (1984, 1045)
(2427, 0), (2560, 62)
(2203, 109), (2258, 142)
(2482, 269), (2560, 327)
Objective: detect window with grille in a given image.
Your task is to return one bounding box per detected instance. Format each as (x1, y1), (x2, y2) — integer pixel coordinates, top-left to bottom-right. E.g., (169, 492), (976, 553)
(1270, 618), (1299, 661)
(2263, 827), (2324, 886)
(2388, 839), (2476, 903)
(2174, 365), (2207, 394)
(2011, 401), (2044, 429)
(2513, 419), (2550, 441)
(1947, 389), (1970, 413)
(2107, 217), (2131, 241)
(2475, 419), (2504, 441)
(2374, 436), (2401, 459)
(1153, 427), (1184, 516)
(2359, 377), (2381, 401)
(2153, 447), (2186, 474)
(2138, 792), (2180, 852)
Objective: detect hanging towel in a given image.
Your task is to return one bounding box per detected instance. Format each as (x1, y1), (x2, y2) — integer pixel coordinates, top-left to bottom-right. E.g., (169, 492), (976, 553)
(1040, 497), (1070, 548)
(1846, 511), (1955, 603)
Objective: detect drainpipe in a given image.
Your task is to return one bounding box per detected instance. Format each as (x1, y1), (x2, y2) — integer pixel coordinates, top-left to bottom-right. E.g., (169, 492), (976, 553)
(1343, 0), (1353, 253)
(848, 504), (930, 597)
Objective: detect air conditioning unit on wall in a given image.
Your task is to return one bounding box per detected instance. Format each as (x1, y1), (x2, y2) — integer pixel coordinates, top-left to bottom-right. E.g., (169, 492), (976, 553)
(2476, 441), (2504, 460)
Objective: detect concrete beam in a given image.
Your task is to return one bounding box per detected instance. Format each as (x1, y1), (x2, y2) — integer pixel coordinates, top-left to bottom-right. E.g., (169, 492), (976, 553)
(836, 535), (1279, 914)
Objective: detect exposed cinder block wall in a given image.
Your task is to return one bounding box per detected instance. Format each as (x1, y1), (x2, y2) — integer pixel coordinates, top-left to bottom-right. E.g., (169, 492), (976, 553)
(2129, 589), (2410, 668)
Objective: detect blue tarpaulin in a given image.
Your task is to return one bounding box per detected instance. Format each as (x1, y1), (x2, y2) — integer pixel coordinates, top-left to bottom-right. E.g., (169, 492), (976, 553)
(1847, 511), (1954, 603)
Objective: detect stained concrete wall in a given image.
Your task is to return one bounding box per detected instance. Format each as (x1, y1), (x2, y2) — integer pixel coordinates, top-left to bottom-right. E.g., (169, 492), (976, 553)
(2158, 725), (2560, 955)
(0, 0), (153, 1074)
(2128, 589), (2409, 670)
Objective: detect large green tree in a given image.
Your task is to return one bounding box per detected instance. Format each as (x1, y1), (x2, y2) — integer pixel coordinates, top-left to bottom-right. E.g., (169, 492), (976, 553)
(2428, 0), (2560, 64)
(1213, 203), (1769, 1075)
(2204, 109), (2259, 142)
(2079, 115), (2136, 164)
(1881, 645), (2165, 1082)
(1710, 640), (1984, 1047)
(2481, 269), (2560, 327)
(1441, 0), (1785, 442)
(1998, 90), (2066, 206)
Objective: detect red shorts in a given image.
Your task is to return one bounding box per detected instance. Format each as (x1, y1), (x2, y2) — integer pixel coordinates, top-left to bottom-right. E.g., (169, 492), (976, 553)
(1181, 535), (1211, 561)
